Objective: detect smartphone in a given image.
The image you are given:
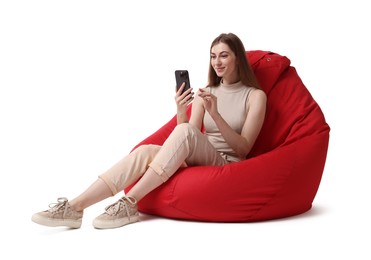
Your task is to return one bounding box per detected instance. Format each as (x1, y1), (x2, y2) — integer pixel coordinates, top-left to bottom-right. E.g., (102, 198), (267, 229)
(175, 70), (191, 94)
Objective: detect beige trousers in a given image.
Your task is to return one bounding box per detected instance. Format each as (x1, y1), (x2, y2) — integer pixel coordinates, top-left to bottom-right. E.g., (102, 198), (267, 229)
(99, 123), (229, 195)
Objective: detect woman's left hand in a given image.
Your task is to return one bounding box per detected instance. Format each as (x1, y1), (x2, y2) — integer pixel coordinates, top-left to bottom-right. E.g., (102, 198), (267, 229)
(175, 83), (194, 113)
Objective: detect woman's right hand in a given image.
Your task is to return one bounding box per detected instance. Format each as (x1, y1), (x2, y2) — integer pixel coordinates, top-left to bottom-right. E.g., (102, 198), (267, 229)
(175, 83), (194, 113)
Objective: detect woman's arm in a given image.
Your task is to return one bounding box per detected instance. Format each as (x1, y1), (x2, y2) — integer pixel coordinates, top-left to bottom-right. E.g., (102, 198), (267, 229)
(198, 88), (267, 159)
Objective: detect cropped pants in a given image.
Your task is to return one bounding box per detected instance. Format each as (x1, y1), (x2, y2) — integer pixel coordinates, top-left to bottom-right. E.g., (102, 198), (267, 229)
(99, 123), (229, 195)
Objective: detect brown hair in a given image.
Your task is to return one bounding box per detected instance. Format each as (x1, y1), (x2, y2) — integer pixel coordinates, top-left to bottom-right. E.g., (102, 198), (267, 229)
(207, 33), (260, 89)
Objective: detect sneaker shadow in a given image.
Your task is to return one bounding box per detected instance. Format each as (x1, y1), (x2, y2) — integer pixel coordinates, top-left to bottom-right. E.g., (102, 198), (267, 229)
(37, 226), (80, 235)
(139, 213), (160, 222)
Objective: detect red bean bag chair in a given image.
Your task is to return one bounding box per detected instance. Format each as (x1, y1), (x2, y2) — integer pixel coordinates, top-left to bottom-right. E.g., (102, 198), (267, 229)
(126, 50), (330, 222)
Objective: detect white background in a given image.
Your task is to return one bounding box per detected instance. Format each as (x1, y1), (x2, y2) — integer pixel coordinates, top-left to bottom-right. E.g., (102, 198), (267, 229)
(1, 0), (370, 259)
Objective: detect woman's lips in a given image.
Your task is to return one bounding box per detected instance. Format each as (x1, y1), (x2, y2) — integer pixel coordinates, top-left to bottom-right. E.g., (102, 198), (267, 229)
(215, 67), (224, 73)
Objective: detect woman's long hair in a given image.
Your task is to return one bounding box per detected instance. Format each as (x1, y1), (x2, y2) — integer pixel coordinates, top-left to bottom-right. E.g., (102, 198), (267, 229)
(207, 33), (261, 89)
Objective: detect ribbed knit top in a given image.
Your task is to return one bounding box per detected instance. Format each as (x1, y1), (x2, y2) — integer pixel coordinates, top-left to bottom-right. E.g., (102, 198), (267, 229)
(203, 81), (255, 162)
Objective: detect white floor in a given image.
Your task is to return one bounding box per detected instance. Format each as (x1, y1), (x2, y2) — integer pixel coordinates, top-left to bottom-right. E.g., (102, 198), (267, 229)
(5, 191), (370, 259)
(1, 1), (370, 259)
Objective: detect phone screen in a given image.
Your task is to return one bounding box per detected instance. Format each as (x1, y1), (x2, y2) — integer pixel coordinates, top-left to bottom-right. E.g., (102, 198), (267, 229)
(175, 70), (191, 94)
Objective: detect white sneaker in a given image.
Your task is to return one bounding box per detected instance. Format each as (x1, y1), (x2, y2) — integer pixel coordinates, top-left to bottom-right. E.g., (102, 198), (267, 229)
(93, 196), (139, 229)
(31, 197), (83, 228)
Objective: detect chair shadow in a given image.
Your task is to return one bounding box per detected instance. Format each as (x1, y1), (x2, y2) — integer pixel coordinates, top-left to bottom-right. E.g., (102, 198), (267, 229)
(138, 204), (328, 225)
(252, 204), (328, 224)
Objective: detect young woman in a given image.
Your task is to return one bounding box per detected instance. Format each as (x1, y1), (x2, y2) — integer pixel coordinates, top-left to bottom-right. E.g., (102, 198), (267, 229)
(31, 32), (267, 229)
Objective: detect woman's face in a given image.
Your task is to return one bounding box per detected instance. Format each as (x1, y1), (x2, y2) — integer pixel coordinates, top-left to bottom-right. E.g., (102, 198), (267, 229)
(210, 42), (239, 84)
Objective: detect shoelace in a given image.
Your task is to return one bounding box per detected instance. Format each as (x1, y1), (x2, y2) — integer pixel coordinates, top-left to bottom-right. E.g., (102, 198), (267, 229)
(104, 196), (137, 220)
(48, 197), (69, 215)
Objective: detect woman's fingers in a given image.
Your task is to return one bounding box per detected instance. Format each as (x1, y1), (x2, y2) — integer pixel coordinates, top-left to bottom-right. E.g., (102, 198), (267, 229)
(175, 83), (184, 96)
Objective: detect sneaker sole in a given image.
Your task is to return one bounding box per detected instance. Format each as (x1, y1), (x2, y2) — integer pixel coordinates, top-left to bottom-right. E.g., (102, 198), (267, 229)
(31, 214), (82, 229)
(93, 214), (140, 229)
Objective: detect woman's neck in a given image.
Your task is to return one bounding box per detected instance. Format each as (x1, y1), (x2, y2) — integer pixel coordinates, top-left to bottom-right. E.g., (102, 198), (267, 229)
(221, 73), (240, 85)
(221, 77), (240, 86)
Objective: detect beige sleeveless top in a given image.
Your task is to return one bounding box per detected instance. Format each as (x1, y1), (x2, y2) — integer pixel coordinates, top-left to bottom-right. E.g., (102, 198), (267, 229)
(203, 81), (255, 162)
